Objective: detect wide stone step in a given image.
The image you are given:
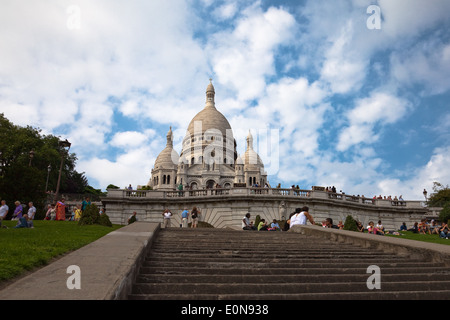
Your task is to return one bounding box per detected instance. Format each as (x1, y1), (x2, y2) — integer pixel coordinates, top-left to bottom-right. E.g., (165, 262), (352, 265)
(129, 290), (450, 300)
(153, 242), (358, 252)
(151, 243), (360, 250)
(147, 247), (397, 256)
(129, 228), (450, 300)
(145, 257), (409, 264)
(132, 281), (450, 295)
(139, 265), (449, 276)
(147, 251), (382, 259)
(142, 260), (432, 269)
(136, 272), (450, 284)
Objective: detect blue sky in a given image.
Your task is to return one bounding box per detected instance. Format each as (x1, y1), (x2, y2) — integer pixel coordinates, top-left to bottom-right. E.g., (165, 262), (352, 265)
(1, 0), (449, 200)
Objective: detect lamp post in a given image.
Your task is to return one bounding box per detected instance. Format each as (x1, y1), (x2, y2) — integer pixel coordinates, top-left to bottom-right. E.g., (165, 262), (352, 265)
(29, 149), (35, 166)
(45, 164), (51, 193)
(54, 139), (71, 204)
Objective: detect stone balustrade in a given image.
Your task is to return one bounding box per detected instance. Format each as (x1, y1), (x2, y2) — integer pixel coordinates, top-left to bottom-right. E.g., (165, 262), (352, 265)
(105, 187), (425, 209)
(102, 187), (433, 228)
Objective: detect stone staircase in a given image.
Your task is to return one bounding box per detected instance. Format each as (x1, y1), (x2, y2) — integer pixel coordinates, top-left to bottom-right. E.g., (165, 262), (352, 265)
(128, 228), (450, 300)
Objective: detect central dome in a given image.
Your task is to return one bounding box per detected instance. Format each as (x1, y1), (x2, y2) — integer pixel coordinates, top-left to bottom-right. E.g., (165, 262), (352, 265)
(186, 80), (233, 138)
(180, 80), (236, 164)
(186, 106), (233, 138)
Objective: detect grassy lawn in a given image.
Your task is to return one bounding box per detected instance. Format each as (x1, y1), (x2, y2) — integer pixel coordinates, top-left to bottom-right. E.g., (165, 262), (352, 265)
(0, 220), (122, 283)
(385, 231), (450, 245)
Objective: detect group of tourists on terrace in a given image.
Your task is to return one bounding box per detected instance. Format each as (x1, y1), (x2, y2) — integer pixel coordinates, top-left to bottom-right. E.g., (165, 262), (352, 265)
(42, 196), (101, 222)
(403, 219), (450, 239)
(241, 206), (450, 239)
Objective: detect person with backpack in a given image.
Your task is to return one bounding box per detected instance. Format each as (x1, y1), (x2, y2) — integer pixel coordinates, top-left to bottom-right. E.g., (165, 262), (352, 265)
(191, 207), (200, 228)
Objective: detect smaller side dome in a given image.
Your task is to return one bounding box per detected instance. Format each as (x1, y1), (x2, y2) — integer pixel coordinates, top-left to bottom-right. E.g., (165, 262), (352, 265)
(154, 127), (179, 169)
(236, 154), (244, 165)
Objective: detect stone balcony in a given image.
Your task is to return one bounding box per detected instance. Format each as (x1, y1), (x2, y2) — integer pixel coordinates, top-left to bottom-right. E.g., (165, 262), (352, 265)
(104, 187), (426, 209)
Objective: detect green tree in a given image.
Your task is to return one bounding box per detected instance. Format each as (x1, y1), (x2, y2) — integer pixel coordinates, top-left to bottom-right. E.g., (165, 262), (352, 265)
(0, 113), (89, 219)
(343, 215), (358, 231)
(439, 203), (450, 225)
(78, 204), (112, 227)
(427, 182), (450, 207)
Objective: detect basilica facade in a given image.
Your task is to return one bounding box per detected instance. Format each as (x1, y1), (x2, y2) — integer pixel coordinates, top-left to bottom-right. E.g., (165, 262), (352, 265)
(148, 81), (267, 190)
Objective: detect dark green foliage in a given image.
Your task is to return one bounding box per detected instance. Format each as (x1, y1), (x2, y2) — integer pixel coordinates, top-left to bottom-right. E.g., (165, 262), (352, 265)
(427, 182), (450, 223)
(98, 213), (112, 227)
(428, 182), (450, 207)
(343, 215), (358, 231)
(439, 203), (450, 225)
(78, 204), (112, 227)
(84, 185), (105, 196)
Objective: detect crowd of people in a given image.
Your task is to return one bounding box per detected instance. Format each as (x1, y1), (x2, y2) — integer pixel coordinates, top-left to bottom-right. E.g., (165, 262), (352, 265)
(42, 196), (97, 222)
(401, 219), (450, 239)
(0, 196), (106, 229)
(242, 206), (316, 231)
(240, 207), (450, 240)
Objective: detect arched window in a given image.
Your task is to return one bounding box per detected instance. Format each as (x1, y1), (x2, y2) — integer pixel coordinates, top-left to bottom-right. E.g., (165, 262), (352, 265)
(163, 175), (166, 184)
(167, 175), (170, 184)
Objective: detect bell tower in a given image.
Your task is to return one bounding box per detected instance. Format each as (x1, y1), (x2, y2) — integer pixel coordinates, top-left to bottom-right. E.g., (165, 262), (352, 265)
(206, 78), (215, 107)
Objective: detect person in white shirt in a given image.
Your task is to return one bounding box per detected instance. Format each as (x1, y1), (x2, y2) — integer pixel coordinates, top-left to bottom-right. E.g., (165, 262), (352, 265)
(289, 206), (315, 227)
(242, 213), (256, 230)
(0, 200), (9, 227)
(162, 209), (172, 228)
(27, 202), (36, 220)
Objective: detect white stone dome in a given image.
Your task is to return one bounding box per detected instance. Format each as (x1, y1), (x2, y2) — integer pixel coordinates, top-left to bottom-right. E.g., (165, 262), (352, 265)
(154, 127), (179, 169)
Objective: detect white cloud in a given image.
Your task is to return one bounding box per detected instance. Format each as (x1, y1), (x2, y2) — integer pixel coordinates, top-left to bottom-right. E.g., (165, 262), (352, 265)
(213, 2), (238, 20)
(110, 131), (149, 149)
(391, 42), (450, 95)
(337, 91), (412, 151)
(379, 0), (450, 39)
(376, 146), (450, 200)
(209, 5), (296, 101)
(259, 77), (329, 157)
(320, 20), (368, 94)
